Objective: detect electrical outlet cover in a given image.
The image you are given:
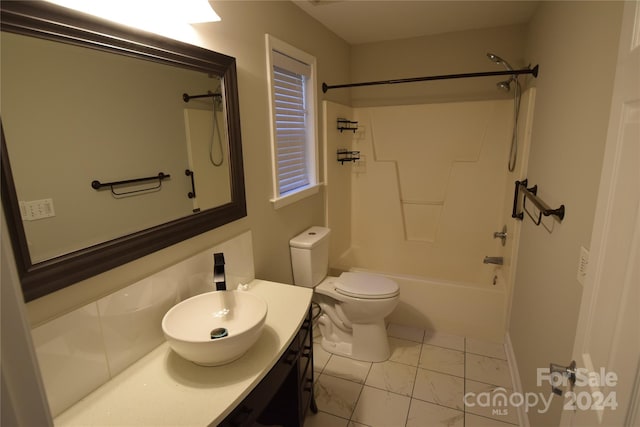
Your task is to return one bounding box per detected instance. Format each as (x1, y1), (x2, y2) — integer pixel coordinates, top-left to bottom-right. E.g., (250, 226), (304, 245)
(577, 246), (589, 285)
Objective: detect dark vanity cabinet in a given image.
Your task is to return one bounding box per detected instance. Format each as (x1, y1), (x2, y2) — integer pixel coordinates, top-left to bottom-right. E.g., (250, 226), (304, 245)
(219, 307), (317, 427)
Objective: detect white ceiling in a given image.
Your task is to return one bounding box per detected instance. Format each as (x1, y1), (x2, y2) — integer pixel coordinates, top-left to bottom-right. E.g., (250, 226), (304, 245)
(293, 0), (539, 45)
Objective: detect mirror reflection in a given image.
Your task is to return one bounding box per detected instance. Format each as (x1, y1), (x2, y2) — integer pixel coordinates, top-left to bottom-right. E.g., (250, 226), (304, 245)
(1, 31), (231, 263)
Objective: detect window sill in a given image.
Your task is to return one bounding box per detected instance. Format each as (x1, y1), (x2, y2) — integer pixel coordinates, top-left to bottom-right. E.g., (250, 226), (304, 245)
(270, 184), (321, 210)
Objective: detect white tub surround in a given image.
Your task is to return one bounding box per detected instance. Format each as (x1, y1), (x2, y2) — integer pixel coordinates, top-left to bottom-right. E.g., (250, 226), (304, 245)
(358, 269), (506, 342)
(323, 92), (537, 342)
(54, 280), (312, 427)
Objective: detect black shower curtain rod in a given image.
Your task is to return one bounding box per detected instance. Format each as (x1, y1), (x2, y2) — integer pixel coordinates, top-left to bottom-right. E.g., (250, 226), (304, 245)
(321, 64), (539, 93)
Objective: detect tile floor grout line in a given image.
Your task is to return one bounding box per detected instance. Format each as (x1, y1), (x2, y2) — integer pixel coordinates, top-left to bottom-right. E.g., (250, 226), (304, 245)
(314, 409), (351, 424)
(466, 412), (520, 426)
(463, 335), (467, 427)
(404, 338), (425, 426)
(416, 366), (466, 380)
(420, 341), (465, 353)
(465, 377), (513, 389)
(347, 383), (365, 425)
(318, 372), (365, 386)
(466, 351), (508, 361)
(409, 394), (467, 413)
(346, 361), (374, 426)
(322, 351), (332, 376)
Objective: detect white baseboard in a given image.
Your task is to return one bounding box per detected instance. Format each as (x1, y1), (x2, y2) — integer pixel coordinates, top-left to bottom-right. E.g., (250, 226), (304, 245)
(504, 332), (529, 427)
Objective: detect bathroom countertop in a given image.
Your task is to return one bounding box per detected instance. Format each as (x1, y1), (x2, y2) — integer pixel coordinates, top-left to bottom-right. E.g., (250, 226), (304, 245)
(54, 280), (312, 427)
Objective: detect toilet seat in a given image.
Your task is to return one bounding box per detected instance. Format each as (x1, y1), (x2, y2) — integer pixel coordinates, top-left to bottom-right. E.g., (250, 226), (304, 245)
(334, 272), (399, 299)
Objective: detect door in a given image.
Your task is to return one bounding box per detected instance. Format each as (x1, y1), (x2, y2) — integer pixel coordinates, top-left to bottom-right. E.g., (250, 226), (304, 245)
(560, 1), (640, 426)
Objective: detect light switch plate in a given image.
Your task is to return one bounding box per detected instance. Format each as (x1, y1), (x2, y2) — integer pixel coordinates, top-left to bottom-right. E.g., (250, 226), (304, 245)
(19, 198), (56, 221)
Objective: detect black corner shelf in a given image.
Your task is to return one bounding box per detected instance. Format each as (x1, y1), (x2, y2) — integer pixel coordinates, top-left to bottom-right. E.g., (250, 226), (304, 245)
(337, 118), (358, 133)
(337, 149), (360, 164)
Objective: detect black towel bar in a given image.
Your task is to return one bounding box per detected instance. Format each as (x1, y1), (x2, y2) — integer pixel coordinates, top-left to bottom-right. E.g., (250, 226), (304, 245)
(512, 179), (565, 225)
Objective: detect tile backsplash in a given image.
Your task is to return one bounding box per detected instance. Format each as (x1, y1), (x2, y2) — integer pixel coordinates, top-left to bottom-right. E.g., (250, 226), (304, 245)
(31, 304), (110, 416)
(97, 275), (178, 377)
(31, 230), (255, 417)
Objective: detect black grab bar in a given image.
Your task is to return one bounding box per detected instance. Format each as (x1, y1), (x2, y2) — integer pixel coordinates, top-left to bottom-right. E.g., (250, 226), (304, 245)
(91, 172), (170, 196)
(182, 91), (222, 102)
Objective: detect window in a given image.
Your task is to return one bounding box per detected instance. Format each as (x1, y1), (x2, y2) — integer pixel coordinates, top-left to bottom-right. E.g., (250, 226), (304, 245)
(266, 35), (319, 209)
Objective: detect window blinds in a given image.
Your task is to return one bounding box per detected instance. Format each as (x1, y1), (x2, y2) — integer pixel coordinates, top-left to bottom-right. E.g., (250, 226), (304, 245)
(272, 51), (310, 195)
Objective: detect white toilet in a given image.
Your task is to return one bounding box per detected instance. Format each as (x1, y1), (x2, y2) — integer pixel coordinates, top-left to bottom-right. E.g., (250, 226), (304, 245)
(289, 226), (400, 362)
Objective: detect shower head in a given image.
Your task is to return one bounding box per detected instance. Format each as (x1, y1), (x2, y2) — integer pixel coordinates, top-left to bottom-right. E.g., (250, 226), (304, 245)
(486, 52), (514, 72)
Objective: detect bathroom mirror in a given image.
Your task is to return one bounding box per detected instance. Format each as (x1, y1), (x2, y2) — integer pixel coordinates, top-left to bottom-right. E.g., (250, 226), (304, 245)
(0, 2), (246, 301)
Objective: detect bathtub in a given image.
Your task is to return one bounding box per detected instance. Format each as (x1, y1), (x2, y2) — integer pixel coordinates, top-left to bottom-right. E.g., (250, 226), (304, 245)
(350, 267), (507, 342)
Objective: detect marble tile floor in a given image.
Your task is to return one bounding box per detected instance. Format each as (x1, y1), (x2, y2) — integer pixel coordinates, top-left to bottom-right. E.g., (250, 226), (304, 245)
(304, 324), (519, 427)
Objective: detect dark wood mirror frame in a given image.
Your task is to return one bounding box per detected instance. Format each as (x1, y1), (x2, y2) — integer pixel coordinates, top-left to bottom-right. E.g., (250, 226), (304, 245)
(1, 2), (246, 302)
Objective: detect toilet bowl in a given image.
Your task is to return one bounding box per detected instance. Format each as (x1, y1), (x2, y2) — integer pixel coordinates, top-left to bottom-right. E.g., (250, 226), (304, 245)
(289, 227), (400, 362)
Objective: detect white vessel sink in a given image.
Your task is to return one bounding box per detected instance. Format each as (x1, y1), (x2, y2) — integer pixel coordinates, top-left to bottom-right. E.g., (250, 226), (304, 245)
(162, 290), (268, 366)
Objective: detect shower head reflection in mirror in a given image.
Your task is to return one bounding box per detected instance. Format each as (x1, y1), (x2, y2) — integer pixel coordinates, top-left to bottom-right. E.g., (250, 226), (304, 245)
(181, 88), (225, 167)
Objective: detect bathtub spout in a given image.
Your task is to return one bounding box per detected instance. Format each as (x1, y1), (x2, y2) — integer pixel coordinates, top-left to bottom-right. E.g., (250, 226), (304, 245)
(483, 256), (503, 265)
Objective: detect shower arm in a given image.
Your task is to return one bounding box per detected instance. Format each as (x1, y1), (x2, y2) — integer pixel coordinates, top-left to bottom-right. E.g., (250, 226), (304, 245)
(322, 65), (538, 93)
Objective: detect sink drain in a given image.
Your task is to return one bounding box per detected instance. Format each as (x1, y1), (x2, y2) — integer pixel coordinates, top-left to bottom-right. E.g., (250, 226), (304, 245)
(210, 327), (228, 340)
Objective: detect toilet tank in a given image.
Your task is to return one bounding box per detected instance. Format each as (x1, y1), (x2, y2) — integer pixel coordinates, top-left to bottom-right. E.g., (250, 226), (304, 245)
(289, 226), (330, 288)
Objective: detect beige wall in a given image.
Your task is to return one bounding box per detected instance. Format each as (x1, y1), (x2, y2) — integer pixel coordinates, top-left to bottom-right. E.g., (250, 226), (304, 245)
(24, 1), (350, 325)
(509, 2), (623, 426)
(349, 25), (527, 107)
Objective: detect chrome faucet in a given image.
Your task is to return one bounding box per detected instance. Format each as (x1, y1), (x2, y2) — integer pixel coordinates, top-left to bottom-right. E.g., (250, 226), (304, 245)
(213, 252), (226, 291)
(483, 256), (503, 265)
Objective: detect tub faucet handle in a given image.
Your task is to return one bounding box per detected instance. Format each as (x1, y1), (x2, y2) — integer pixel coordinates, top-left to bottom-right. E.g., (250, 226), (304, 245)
(493, 225), (507, 246)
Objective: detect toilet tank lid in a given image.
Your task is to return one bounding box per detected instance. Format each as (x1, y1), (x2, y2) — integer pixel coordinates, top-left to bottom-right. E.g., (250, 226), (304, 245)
(337, 272), (399, 296)
(289, 226), (330, 249)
